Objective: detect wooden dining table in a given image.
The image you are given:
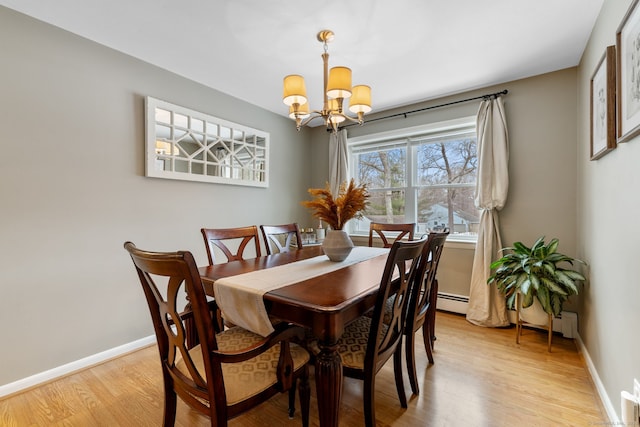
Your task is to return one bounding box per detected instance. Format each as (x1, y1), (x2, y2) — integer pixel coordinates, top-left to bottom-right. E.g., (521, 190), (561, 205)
(198, 245), (390, 427)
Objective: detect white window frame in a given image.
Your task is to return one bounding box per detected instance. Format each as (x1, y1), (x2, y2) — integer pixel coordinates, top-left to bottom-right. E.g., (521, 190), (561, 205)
(348, 116), (478, 242)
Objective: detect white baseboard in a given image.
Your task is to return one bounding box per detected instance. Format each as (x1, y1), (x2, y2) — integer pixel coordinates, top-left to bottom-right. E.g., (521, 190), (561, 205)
(436, 292), (578, 339)
(437, 292), (469, 314)
(575, 334), (619, 424)
(0, 335), (155, 399)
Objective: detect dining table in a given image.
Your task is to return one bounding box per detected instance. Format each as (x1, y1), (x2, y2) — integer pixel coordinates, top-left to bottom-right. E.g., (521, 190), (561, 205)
(198, 245), (391, 427)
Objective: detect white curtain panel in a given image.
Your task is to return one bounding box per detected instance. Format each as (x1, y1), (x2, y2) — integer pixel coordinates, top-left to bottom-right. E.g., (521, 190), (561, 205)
(329, 128), (349, 196)
(466, 97), (510, 327)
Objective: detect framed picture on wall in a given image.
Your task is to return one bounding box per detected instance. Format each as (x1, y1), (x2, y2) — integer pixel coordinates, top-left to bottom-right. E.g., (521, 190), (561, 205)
(590, 45), (617, 160)
(616, 0), (640, 143)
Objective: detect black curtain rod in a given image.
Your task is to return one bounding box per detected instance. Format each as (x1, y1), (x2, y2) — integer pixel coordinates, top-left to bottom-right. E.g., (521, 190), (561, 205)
(344, 89), (508, 128)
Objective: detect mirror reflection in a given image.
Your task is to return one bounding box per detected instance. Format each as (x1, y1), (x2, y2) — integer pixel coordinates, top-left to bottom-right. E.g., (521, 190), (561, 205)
(145, 97), (269, 187)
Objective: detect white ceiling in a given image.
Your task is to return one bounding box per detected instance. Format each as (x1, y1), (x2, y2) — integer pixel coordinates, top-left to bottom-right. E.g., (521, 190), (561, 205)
(1, 0), (604, 119)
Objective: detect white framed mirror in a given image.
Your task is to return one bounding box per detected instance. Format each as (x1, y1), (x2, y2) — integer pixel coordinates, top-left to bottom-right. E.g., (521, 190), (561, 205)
(145, 97), (269, 187)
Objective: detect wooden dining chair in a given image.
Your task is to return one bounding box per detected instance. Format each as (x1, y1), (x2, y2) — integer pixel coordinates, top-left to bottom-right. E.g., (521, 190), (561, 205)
(260, 223), (303, 255)
(404, 229), (449, 395)
(368, 222), (416, 248)
(201, 225), (261, 265)
(124, 242), (310, 427)
(321, 238), (426, 427)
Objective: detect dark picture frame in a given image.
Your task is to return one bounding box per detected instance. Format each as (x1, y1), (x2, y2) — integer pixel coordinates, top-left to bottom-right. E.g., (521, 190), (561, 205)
(616, 0), (640, 143)
(590, 45), (617, 160)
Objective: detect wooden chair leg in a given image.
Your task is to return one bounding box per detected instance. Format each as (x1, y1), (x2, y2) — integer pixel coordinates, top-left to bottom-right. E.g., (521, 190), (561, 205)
(405, 331), (420, 395)
(422, 322), (435, 364)
(429, 279), (439, 349)
(162, 378), (178, 427)
(393, 346), (408, 407)
(363, 374), (377, 427)
(288, 381), (297, 419)
(299, 367), (310, 427)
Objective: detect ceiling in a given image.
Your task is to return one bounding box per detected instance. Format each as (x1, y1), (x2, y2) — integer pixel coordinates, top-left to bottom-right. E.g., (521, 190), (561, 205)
(1, 0), (604, 120)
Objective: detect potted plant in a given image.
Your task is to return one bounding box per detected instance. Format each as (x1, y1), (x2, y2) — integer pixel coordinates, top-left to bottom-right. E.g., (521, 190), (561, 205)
(487, 236), (586, 323)
(301, 179), (369, 261)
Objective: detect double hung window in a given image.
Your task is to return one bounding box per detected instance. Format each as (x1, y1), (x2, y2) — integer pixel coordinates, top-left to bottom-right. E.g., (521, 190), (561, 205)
(349, 117), (479, 241)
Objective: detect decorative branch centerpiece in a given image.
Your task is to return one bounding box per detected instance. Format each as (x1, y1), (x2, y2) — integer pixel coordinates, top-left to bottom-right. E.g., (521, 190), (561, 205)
(301, 179), (369, 261)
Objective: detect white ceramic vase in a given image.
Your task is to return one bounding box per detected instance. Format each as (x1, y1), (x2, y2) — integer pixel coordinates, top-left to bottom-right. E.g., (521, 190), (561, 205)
(518, 294), (551, 326)
(322, 229), (354, 262)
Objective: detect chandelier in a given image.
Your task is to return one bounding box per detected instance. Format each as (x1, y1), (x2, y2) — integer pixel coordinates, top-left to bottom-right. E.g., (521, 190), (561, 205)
(282, 30), (372, 133)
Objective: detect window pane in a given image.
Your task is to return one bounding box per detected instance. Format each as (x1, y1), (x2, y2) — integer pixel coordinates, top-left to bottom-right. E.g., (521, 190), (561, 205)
(416, 137), (477, 186)
(356, 148), (406, 189)
(417, 186), (478, 235)
(351, 189), (407, 234)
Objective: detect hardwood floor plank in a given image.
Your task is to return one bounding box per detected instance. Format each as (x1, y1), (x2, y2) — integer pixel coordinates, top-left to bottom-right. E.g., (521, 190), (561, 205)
(0, 312), (608, 426)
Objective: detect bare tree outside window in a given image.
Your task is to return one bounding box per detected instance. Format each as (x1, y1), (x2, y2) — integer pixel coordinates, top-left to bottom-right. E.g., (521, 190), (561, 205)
(416, 137), (478, 233)
(350, 120), (478, 239)
(357, 147), (406, 223)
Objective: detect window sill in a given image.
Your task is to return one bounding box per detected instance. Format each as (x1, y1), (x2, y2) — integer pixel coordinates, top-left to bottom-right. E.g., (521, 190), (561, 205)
(349, 233), (476, 250)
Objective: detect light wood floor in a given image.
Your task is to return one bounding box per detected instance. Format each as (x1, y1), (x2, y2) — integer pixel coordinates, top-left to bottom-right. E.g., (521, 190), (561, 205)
(0, 311), (607, 426)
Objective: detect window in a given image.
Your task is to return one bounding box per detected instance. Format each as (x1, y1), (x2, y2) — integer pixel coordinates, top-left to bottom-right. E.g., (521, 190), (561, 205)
(349, 117), (478, 240)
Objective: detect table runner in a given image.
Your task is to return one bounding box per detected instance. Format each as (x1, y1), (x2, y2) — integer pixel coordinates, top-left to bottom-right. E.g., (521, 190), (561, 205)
(214, 246), (389, 336)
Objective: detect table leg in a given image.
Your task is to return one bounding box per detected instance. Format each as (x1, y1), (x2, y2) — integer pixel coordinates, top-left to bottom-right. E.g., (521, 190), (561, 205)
(315, 340), (343, 427)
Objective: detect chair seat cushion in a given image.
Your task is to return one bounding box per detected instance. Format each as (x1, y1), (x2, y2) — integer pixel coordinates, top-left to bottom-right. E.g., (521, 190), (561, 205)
(310, 316), (388, 371)
(176, 326), (309, 405)
(363, 296), (394, 325)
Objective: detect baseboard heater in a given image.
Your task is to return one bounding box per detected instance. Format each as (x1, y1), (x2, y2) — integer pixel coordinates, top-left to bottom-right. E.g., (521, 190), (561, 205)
(436, 292), (577, 338)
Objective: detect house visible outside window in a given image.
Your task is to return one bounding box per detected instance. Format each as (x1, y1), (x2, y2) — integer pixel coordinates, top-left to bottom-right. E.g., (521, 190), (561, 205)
(348, 116), (479, 241)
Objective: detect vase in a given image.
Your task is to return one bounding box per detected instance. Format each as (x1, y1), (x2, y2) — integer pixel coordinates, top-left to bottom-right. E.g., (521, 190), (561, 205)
(518, 293), (551, 326)
(322, 229), (354, 262)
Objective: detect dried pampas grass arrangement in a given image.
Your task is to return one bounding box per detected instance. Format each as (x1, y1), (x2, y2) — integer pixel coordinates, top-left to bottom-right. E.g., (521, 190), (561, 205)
(301, 179), (369, 230)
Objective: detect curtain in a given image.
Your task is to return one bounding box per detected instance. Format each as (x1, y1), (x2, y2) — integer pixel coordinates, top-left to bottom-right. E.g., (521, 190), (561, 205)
(329, 129), (349, 196)
(466, 96), (510, 327)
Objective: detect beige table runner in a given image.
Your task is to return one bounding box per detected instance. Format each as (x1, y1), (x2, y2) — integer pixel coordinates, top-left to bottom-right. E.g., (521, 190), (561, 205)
(214, 246), (389, 336)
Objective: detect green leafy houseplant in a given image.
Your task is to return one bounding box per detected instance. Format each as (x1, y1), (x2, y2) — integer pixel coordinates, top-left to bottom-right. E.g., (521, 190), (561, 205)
(487, 237), (586, 316)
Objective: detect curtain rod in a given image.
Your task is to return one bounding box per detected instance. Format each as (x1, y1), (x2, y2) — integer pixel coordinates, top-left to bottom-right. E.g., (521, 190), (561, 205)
(344, 89), (508, 128)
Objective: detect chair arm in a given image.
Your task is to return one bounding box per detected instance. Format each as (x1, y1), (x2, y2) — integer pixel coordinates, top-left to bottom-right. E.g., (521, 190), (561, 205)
(211, 322), (306, 364)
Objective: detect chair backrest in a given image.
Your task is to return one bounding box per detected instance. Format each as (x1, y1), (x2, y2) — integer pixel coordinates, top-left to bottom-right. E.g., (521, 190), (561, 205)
(123, 242), (224, 413)
(406, 229), (449, 333)
(366, 238), (426, 373)
(260, 223), (303, 255)
(201, 226), (262, 265)
(368, 222), (416, 248)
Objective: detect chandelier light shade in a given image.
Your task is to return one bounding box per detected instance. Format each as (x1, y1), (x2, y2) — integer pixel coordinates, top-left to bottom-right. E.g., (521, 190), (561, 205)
(326, 66), (352, 99)
(349, 85), (372, 114)
(282, 75), (308, 106)
(282, 29), (371, 132)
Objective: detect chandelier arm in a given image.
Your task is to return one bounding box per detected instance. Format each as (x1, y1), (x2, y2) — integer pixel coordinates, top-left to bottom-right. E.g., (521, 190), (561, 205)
(299, 112), (325, 128)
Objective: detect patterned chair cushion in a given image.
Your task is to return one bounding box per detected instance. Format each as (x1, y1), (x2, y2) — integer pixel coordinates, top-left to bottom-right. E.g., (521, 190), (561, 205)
(310, 316), (388, 371)
(363, 296), (394, 325)
(176, 326), (310, 405)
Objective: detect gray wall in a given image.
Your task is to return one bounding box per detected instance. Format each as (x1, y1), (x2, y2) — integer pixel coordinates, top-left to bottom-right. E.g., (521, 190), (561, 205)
(310, 69), (580, 304)
(0, 7), (312, 386)
(577, 0), (640, 418)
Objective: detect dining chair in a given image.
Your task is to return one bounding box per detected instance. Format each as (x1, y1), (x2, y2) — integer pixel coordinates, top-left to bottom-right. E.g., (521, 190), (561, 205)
(200, 226), (262, 331)
(322, 238), (426, 427)
(124, 242), (310, 427)
(404, 229), (449, 395)
(368, 222), (416, 248)
(201, 225), (261, 264)
(260, 223), (303, 255)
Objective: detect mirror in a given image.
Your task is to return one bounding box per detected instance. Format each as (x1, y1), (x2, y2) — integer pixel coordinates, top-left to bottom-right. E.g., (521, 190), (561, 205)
(145, 97), (269, 187)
